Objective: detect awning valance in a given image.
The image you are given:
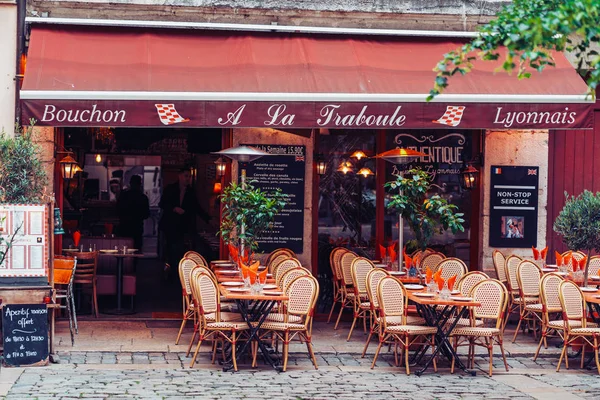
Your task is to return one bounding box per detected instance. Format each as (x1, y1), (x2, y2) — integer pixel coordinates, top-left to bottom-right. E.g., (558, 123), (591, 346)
(21, 25), (594, 129)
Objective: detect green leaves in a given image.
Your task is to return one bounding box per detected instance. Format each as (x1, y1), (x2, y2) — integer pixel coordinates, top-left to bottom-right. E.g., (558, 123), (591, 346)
(0, 122), (48, 204)
(385, 168), (465, 250)
(429, 0), (600, 101)
(218, 180), (287, 252)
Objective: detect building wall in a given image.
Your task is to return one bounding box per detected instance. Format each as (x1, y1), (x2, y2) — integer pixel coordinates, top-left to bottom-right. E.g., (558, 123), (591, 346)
(27, 0), (501, 31)
(233, 128), (313, 267)
(480, 130), (549, 276)
(0, 1), (17, 136)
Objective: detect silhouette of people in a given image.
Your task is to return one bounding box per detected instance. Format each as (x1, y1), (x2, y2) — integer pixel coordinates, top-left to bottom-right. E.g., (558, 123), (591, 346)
(159, 168), (210, 274)
(117, 175), (150, 249)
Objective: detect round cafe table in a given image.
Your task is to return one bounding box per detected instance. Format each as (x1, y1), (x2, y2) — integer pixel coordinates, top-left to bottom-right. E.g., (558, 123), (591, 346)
(99, 252), (144, 315)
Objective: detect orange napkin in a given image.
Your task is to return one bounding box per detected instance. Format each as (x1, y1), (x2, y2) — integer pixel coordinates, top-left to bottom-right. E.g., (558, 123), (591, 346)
(563, 251), (573, 268)
(388, 246), (397, 263)
(580, 256), (588, 272)
(73, 231), (81, 248)
(240, 260), (260, 284)
(540, 246), (548, 260)
(229, 244), (239, 263)
(258, 267), (269, 284)
(572, 258), (579, 272)
(379, 244), (387, 259)
(425, 267), (433, 284)
(403, 253), (412, 269)
(436, 276), (445, 291)
(555, 251), (563, 266)
(447, 275), (457, 291)
(532, 246), (540, 260)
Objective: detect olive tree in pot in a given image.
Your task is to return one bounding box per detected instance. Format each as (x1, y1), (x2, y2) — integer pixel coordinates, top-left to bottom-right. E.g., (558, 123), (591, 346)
(385, 167), (465, 252)
(219, 180), (287, 257)
(553, 190), (600, 287)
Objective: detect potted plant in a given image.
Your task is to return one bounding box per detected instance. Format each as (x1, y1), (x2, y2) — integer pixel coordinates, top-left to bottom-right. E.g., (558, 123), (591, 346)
(0, 122), (48, 204)
(553, 190), (600, 287)
(219, 180), (287, 258)
(385, 167), (465, 252)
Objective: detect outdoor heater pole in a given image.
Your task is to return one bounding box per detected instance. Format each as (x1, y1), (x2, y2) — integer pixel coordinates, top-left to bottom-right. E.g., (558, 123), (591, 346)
(239, 162), (247, 258)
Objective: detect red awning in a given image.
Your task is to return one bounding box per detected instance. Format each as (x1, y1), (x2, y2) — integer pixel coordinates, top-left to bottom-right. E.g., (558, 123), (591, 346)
(21, 25), (594, 129)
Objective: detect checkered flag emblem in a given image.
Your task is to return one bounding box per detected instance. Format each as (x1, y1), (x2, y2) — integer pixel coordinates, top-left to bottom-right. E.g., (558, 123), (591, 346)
(432, 106), (466, 127)
(154, 104), (190, 125)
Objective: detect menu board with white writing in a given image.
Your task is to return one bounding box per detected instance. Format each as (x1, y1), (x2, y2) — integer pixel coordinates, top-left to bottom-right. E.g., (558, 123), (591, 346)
(2, 304), (49, 366)
(241, 144), (305, 253)
(0, 205), (48, 277)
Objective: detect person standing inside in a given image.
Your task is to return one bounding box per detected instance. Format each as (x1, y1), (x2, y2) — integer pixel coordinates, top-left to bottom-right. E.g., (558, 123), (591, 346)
(159, 168), (210, 276)
(117, 175), (150, 250)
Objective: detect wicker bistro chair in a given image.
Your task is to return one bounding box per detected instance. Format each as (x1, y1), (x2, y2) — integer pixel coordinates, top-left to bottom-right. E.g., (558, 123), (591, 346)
(442, 272), (489, 329)
(557, 280), (600, 374)
(334, 251), (360, 330)
(184, 251), (207, 267)
(492, 250), (508, 285)
(450, 279), (510, 377)
(176, 258), (202, 345)
(264, 267), (310, 324)
(268, 254), (292, 275)
(189, 272), (250, 371)
(54, 255), (78, 345)
(503, 255), (523, 330)
(588, 256), (600, 277)
(436, 258), (468, 281)
(254, 275), (320, 372)
(512, 260), (543, 342)
(327, 247), (349, 323)
(186, 267), (242, 358)
(72, 251), (99, 318)
(347, 257), (375, 341)
(533, 273), (565, 360)
(266, 248), (296, 266)
(420, 252), (446, 273)
(371, 276), (438, 375)
(274, 258), (303, 288)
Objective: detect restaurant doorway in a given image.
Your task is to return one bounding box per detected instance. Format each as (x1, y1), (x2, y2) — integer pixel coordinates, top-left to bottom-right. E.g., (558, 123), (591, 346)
(57, 127), (224, 318)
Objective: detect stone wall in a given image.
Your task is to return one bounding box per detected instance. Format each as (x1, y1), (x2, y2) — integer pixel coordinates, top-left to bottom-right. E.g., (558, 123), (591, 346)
(480, 129), (549, 276)
(0, 2), (17, 135)
(31, 125), (55, 197)
(232, 128), (313, 267)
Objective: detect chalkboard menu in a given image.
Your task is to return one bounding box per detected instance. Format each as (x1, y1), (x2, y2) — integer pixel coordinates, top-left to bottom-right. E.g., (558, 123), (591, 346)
(2, 304), (49, 366)
(241, 144), (305, 253)
(489, 166), (539, 248)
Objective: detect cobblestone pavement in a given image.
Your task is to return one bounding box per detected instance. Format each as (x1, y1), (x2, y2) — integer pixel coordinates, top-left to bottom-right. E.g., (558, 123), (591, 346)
(4, 351), (600, 399)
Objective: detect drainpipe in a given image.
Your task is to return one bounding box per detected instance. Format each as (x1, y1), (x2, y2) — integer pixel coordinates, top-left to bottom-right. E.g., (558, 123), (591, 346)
(15, 0), (26, 128)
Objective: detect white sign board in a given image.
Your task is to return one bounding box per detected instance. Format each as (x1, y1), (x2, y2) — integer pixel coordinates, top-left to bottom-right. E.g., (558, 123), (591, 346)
(0, 205), (48, 278)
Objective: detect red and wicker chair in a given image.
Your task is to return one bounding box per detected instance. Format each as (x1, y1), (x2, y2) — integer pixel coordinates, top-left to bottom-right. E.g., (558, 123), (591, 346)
(268, 254), (291, 275)
(512, 260), (543, 342)
(371, 276), (438, 375)
(450, 279), (510, 376)
(266, 248), (296, 267)
(265, 267), (310, 324)
(492, 249), (508, 286)
(420, 252), (446, 273)
(503, 254), (523, 331)
(255, 275), (320, 371)
(188, 272), (249, 371)
(274, 258), (303, 288)
(176, 257), (201, 345)
(347, 257), (375, 341)
(557, 280), (600, 374)
(588, 256), (600, 277)
(184, 251), (207, 267)
(328, 247), (349, 323)
(436, 258), (468, 281)
(334, 251), (359, 330)
(533, 272), (565, 360)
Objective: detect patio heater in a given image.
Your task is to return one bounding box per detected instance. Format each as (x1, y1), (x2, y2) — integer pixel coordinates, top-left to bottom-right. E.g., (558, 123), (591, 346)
(212, 145), (270, 257)
(375, 148), (426, 268)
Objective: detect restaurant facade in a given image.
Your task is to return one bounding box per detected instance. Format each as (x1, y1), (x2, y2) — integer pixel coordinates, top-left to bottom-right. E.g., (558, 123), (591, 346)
(3, 0), (597, 316)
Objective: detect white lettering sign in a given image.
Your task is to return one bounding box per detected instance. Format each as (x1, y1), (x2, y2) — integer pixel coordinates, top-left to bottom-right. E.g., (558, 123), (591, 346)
(493, 107), (576, 128)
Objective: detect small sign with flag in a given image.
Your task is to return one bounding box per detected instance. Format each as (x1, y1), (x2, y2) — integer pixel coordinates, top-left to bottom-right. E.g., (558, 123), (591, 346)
(494, 167), (502, 174)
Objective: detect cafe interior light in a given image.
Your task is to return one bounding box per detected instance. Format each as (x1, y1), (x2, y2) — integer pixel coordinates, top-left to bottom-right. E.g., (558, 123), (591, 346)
(59, 155), (79, 180)
(95, 153), (102, 163)
(337, 160), (354, 174)
(460, 164), (479, 190)
(357, 167), (374, 178)
(215, 157), (227, 177)
(350, 150), (367, 160)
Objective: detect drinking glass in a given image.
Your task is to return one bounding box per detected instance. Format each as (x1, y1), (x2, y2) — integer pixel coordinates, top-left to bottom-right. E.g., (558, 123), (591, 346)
(123, 245), (128, 254)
